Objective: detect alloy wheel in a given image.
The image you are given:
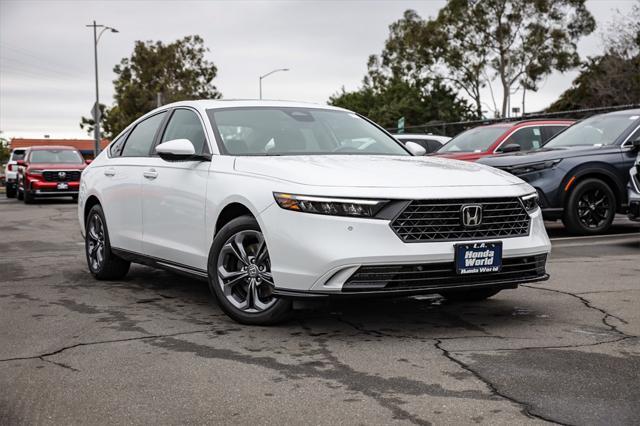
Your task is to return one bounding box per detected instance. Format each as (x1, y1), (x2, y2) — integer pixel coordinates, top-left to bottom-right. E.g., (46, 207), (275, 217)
(216, 230), (276, 313)
(87, 213), (106, 271)
(576, 188), (612, 229)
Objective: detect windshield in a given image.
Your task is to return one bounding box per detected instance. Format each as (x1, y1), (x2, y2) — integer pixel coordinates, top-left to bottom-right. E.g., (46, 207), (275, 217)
(437, 126), (507, 153)
(544, 114), (639, 148)
(30, 149), (83, 164)
(207, 107), (409, 156)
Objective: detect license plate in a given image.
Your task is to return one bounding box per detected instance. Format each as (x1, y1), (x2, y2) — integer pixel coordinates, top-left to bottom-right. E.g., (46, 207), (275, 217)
(455, 242), (502, 274)
(57, 182), (69, 190)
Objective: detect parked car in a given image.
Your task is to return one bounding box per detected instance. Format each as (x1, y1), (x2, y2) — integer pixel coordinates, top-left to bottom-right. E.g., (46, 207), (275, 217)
(79, 100), (551, 325)
(4, 148), (27, 198)
(433, 120), (574, 162)
(393, 134), (451, 154)
(628, 144), (640, 221)
(479, 109), (640, 235)
(16, 146), (88, 203)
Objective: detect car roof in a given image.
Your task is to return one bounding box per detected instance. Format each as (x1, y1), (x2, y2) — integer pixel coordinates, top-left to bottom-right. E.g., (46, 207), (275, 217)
(604, 108), (640, 116)
(164, 99), (349, 112)
(392, 134), (450, 141)
(482, 119), (574, 129)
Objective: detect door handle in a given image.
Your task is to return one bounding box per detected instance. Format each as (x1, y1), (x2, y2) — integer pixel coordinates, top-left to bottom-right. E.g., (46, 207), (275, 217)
(143, 169), (158, 180)
(104, 168), (116, 177)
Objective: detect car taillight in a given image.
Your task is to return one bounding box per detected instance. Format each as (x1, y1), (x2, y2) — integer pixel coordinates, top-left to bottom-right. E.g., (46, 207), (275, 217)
(7, 164), (13, 171)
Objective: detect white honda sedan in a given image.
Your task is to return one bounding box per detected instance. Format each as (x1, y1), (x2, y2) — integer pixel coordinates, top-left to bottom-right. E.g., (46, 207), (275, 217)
(78, 100), (551, 325)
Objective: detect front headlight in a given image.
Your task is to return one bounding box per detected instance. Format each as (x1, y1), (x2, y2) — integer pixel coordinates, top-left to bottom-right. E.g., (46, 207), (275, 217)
(506, 159), (561, 176)
(520, 192), (539, 213)
(273, 192), (388, 218)
(27, 169), (43, 175)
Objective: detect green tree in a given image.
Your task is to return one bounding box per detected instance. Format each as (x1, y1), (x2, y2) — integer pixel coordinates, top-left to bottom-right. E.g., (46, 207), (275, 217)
(379, 1), (595, 118)
(81, 35), (221, 139)
(548, 3), (640, 111)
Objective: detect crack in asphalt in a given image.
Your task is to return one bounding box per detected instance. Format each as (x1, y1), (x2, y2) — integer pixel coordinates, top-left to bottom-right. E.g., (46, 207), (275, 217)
(0, 329), (212, 364)
(433, 338), (567, 426)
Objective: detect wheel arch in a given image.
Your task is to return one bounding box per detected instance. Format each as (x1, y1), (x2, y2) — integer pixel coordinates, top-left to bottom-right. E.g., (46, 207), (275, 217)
(561, 164), (626, 210)
(215, 202), (256, 236)
(84, 194), (102, 225)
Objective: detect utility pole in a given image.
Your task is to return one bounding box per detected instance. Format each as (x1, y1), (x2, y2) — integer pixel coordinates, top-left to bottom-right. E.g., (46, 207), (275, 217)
(86, 21), (118, 158)
(258, 68), (289, 99)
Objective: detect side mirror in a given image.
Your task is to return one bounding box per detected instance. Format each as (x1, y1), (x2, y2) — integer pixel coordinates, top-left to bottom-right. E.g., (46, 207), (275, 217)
(405, 141), (427, 156)
(501, 144), (521, 153)
(155, 139), (198, 161)
(85, 159), (93, 165)
(16, 160), (26, 167)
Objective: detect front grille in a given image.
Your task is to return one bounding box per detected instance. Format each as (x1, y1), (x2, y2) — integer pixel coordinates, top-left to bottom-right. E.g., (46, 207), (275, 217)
(390, 198), (530, 242)
(343, 254), (547, 292)
(43, 170), (81, 182)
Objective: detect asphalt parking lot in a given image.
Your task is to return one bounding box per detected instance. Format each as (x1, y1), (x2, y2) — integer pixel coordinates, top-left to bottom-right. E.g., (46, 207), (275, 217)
(1, 198), (639, 425)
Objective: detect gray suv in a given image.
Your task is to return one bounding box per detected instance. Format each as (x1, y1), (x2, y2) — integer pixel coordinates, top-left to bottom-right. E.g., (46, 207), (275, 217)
(479, 109), (640, 235)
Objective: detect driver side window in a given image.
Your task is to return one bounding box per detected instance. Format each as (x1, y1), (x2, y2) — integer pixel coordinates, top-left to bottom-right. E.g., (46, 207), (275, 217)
(161, 109), (208, 154)
(502, 127), (542, 152)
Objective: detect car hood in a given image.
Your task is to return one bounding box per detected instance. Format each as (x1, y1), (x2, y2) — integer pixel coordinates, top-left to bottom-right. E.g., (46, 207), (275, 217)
(27, 163), (86, 170)
(234, 155), (523, 187)
(477, 145), (619, 167)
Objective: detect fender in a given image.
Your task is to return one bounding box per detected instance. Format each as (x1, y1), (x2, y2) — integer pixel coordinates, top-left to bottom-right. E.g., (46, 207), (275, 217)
(560, 162), (627, 208)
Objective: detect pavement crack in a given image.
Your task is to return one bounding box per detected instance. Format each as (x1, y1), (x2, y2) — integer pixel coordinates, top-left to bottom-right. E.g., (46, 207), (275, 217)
(433, 338), (567, 426)
(0, 328), (211, 364)
(522, 285), (633, 337)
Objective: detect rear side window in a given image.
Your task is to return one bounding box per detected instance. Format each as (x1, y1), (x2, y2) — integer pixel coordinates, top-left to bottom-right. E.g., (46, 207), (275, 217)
(121, 112), (167, 157)
(11, 150), (26, 161)
(503, 127), (543, 152)
(161, 109), (208, 154)
(109, 133), (128, 157)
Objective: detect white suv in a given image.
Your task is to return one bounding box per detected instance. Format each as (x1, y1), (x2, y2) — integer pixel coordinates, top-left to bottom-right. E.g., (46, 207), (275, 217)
(78, 100), (551, 325)
(4, 148), (26, 198)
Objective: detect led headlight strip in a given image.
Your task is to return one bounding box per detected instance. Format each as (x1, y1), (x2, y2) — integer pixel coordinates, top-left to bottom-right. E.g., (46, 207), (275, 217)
(273, 192), (388, 218)
(520, 192), (539, 213)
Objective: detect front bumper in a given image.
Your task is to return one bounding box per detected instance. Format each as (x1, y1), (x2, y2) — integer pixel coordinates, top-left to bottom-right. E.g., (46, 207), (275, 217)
(261, 203), (551, 294)
(27, 180), (80, 196)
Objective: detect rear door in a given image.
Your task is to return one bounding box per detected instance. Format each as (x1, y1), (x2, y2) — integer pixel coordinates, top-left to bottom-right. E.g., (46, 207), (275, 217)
(141, 107), (211, 270)
(99, 111), (167, 253)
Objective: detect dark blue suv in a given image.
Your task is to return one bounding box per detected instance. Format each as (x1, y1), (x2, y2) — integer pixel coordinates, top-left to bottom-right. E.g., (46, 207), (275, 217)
(479, 109), (640, 235)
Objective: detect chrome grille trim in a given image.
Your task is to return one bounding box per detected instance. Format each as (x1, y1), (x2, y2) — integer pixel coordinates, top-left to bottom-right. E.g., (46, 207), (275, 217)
(390, 197), (531, 242)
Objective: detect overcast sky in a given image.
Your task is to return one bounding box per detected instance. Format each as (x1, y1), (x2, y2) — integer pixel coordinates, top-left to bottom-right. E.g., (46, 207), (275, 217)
(0, 0), (636, 139)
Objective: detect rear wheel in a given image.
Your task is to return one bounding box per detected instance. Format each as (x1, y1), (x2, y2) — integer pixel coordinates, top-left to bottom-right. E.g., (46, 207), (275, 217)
(85, 204), (130, 280)
(5, 184), (16, 198)
(563, 178), (615, 235)
(441, 288), (501, 302)
(208, 216), (292, 325)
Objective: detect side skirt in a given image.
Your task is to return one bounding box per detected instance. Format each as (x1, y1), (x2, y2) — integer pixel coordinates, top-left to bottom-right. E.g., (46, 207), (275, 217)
(111, 248), (208, 282)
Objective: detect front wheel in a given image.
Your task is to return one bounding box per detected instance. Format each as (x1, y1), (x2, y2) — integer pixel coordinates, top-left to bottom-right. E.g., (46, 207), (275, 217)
(562, 178), (616, 235)
(208, 216), (292, 325)
(5, 184), (16, 198)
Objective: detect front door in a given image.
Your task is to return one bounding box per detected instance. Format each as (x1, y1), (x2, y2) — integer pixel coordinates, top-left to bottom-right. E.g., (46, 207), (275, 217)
(141, 108), (211, 270)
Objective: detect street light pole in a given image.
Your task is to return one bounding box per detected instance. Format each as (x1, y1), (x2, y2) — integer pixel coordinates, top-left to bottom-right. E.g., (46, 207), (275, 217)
(86, 21), (118, 157)
(259, 68), (289, 100)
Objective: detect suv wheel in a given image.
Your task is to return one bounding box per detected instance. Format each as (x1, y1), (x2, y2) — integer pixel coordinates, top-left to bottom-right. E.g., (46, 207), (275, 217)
(563, 178), (616, 235)
(5, 184), (16, 198)
(208, 216), (292, 325)
(85, 204), (130, 280)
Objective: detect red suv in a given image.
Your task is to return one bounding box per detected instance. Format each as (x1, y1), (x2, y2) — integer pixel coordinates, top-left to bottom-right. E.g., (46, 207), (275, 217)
(16, 146), (88, 203)
(432, 120), (574, 161)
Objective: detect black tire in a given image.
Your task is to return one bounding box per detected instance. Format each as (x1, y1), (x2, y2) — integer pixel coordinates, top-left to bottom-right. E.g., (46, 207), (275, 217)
(562, 178), (616, 235)
(441, 288), (502, 302)
(5, 185), (16, 198)
(17, 189), (24, 200)
(23, 190), (35, 204)
(85, 204), (130, 280)
(208, 215), (292, 325)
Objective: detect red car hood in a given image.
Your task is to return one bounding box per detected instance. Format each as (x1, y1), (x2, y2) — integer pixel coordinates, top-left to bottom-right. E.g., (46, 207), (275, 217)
(28, 163), (86, 170)
(430, 152), (488, 162)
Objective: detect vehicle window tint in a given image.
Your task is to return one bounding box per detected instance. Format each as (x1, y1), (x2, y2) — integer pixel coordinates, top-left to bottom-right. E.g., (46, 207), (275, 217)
(121, 112), (167, 157)
(11, 150), (26, 161)
(427, 140), (443, 152)
(541, 125), (567, 142)
(30, 149), (84, 163)
(161, 109), (207, 154)
(109, 133), (127, 157)
(504, 127), (543, 152)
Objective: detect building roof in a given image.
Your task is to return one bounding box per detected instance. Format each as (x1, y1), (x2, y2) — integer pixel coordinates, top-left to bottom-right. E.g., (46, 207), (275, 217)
(10, 138), (110, 152)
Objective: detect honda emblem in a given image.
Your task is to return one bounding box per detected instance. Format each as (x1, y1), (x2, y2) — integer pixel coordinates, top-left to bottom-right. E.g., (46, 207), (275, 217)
(461, 204), (482, 227)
